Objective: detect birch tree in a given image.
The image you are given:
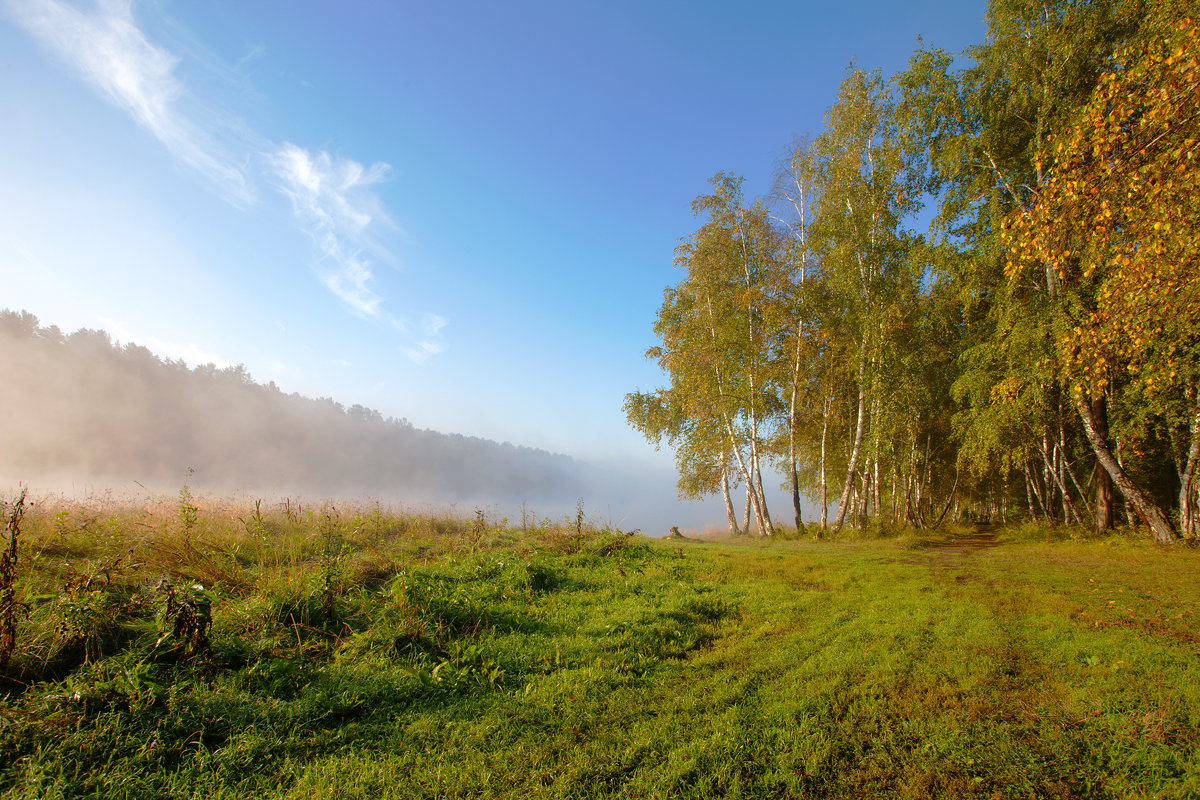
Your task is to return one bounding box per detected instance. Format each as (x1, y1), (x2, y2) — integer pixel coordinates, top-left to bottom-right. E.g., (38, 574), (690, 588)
(770, 138), (824, 534)
(811, 68), (917, 531)
(627, 174), (784, 536)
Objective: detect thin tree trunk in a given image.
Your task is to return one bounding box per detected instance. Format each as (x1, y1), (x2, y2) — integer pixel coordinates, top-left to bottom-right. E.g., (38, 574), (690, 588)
(1024, 462), (1037, 520)
(780, 166), (813, 536)
(788, 403), (803, 533)
(1057, 420), (1093, 519)
(1042, 430), (1056, 521)
(872, 453), (881, 519)
(1025, 460), (1049, 520)
(890, 458), (899, 522)
(902, 434), (919, 527)
(905, 482), (923, 528)
(743, 481), (753, 536)
(1177, 393), (1200, 538)
(1178, 431), (1199, 539)
(788, 318), (805, 534)
(933, 467), (960, 528)
(1057, 442), (1077, 524)
(833, 353), (868, 531)
(1114, 437), (1136, 526)
(790, 453), (804, 532)
(720, 456), (740, 535)
(1043, 439), (1078, 524)
(871, 417), (881, 519)
(858, 471), (870, 527)
(918, 432), (932, 519)
(1090, 396), (1115, 534)
(753, 457), (775, 537)
(819, 391), (831, 535)
(746, 421), (773, 536)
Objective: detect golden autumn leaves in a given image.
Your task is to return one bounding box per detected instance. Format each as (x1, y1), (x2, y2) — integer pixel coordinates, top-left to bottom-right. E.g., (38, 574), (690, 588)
(1002, 16), (1199, 407)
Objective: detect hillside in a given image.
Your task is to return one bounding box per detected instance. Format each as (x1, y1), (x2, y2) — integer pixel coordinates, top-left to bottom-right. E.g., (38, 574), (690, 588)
(0, 310), (585, 506)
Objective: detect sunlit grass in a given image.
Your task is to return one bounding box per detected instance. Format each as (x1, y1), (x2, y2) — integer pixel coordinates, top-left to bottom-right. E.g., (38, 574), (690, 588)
(1, 492), (1197, 798)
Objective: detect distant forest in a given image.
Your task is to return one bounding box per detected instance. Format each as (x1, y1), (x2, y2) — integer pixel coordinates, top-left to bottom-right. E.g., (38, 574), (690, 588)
(0, 309), (585, 504)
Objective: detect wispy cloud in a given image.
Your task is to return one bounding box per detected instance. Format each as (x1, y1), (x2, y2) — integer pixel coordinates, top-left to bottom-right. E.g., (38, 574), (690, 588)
(271, 142), (392, 319)
(404, 341), (441, 365)
(7, 0), (447, 360)
(422, 313), (448, 338)
(233, 43), (265, 72)
(6, 0), (254, 204)
(405, 313), (448, 364)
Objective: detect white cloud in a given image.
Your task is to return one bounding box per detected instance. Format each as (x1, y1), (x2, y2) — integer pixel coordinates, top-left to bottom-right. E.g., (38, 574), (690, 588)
(6, 0), (254, 204)
(9, 0), (447, 362)
(404, 340), (442, 365)
(404, 314), (447, 364)
(320, 255), (381, 317)
(271, 143), (389, 235)
(271, 142), (394, 319)
(421, 313), (448, 338)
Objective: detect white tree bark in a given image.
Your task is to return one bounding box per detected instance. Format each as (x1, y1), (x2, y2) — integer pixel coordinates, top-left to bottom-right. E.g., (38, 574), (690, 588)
(1076, 395), (1176, 544)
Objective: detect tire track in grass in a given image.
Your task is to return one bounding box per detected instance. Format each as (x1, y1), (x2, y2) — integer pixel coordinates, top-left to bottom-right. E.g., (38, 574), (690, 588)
(886, 528), (1098, 795)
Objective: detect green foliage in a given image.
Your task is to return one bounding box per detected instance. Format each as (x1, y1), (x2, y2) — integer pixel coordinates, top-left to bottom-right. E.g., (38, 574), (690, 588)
(152, 579), (214, 663)
(177, 469), (198, 537)
(629, 0), (1198, 541)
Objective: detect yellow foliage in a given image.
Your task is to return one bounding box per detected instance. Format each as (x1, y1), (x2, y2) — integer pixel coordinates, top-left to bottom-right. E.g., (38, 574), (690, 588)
(1002, 15), (1200, 400)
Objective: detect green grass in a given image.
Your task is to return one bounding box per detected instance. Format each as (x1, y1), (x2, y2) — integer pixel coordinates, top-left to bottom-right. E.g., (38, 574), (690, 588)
(1, 494), (1198, 798)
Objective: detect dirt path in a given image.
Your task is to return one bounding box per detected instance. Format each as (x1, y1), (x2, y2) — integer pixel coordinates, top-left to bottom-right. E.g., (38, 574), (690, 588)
(928, 526), (1000, 556)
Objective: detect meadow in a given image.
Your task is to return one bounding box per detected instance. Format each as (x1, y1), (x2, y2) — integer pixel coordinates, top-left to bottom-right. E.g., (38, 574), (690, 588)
(0, 490), (1197, 799)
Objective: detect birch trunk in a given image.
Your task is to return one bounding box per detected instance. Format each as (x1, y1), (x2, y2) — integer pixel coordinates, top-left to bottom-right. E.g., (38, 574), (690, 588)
(788, 335), (804, 532)
(1027, 460), (1050, 520)
(699, 284), (770, 537)
(818, 391), (831, 535)
(1076, 395), (1176, 544)
(1178, 396), (1200, 538)
(1043, 438), (1078, 524)
(734, 205), (774, 538)
(1090, 396), (1114, 533)
(1024, 464), (1038, 520)
(743, 481), (753, 535)
(720, 456), (740, 535)
(833, 352), (868, 532)
(871, 416), (881, 519)
(754, 460), (775, 536)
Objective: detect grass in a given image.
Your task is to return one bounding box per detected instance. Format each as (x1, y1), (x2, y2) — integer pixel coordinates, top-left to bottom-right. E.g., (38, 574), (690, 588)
(0, 492), (1198, 798)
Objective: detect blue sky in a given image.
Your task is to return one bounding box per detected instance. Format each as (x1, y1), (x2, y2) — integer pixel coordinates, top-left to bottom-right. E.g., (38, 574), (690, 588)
(0, 0), (987, 523)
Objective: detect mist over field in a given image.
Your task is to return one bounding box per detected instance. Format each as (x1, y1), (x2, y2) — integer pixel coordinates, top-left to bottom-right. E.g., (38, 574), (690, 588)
(0, 310), (695, 533)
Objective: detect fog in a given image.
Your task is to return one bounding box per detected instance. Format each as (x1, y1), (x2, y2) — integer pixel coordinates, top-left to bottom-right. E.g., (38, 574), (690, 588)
(0, 310), (736, 534)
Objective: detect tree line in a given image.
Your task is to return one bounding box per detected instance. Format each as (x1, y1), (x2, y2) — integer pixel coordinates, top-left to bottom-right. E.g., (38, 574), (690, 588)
(0, 310), (584, 504)
(626, 0), (1198, 543)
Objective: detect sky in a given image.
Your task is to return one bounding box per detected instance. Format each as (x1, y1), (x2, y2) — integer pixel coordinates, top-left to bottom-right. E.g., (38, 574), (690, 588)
(0, 0), (988, 526)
